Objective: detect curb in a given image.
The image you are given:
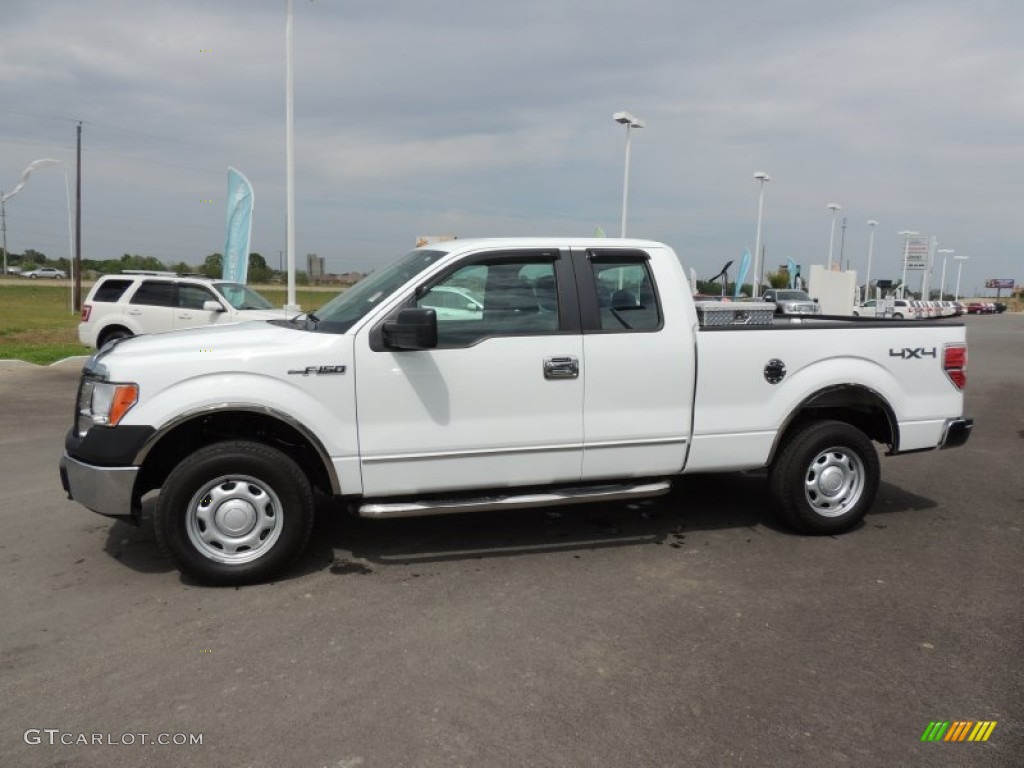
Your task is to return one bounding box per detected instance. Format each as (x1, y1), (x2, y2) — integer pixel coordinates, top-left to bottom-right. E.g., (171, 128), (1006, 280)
(0, 355), (89, 369)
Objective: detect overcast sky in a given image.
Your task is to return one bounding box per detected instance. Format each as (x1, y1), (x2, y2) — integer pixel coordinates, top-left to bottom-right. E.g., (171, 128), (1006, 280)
(1, 0), (1020, 294)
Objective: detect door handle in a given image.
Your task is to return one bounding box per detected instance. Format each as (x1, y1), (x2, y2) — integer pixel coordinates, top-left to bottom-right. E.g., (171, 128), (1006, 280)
(544, 356), (579, 379)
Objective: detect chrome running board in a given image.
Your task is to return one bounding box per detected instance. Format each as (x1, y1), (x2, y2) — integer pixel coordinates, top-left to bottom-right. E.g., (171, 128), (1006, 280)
(357, 480), (671, 519)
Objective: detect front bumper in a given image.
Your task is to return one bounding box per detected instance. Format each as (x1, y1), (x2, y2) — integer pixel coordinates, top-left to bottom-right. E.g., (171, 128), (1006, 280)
(59, 453), (138, 519)
(939, 418), (973, 449)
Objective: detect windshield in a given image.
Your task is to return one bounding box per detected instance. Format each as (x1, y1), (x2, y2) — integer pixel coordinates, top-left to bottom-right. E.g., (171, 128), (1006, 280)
(313, 249), (448, 333)
(214, 282), (275, 310)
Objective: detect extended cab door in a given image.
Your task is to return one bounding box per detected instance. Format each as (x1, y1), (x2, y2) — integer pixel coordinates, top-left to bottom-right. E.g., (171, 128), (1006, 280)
(354, 248), (584, 497)
(572, 247), (695, 479)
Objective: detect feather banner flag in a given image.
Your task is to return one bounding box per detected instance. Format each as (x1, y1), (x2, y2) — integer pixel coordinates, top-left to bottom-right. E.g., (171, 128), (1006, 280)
(734, 248), (751, 298)
(1, 158), (61, 203)
(223, 167), (254, 284)
(787, 257), (798, 289)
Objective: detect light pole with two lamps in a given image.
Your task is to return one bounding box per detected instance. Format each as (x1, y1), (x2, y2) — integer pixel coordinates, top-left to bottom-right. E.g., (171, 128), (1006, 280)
(613, 111), (645, 237)
(827, 203), (841, 270)
(751, 172), (770, 298)
(937, 248), (954, 300)
(954, 255), (970, 302)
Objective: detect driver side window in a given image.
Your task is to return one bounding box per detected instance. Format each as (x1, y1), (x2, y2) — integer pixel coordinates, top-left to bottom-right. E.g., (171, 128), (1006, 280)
(416, 258), (560, 346)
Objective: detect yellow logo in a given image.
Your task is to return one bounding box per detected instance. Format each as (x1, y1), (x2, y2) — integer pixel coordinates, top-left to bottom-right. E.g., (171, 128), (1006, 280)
(921, 721), (996, 742)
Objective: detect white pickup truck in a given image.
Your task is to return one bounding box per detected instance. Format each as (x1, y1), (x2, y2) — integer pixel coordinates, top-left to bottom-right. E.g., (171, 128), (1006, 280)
(60, 238), (972, 585)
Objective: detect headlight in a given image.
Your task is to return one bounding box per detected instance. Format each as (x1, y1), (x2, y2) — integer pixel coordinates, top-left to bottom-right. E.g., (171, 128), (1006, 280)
(76, 378), (139, 437)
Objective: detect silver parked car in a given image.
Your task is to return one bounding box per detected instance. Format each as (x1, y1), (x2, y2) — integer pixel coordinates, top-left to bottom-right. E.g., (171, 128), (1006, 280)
(21, 266), (67, 279)
(761, 289), (822, 315)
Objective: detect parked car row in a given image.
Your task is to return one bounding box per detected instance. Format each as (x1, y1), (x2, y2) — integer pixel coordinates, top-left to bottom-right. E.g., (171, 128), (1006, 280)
(853, 299), (967, 319)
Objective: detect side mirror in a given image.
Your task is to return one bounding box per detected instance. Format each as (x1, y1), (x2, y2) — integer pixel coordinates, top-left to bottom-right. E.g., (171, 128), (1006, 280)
(203, 300), (226, 312)
(383, 308), (438, 350)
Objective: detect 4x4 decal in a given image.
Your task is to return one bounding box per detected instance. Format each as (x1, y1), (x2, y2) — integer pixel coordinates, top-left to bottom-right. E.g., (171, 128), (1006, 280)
(889, 347), (937, 360)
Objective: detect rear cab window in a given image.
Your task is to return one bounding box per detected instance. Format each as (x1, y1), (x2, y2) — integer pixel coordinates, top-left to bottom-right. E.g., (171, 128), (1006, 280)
(576, 249), (662, 332)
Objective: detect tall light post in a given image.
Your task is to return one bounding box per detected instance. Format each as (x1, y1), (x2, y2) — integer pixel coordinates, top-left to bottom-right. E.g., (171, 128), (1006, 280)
(898, 230), (919, 299)
(937, 248), (954, 300)
(864, 219), (878, 303)
(1, 159), (75, 311)
(953, 255), (969, 301)
(751, 172), (771, 298)
(284, 0), (299, 312)
(613, 111), (645, 237)
(826, 203), (841, 270)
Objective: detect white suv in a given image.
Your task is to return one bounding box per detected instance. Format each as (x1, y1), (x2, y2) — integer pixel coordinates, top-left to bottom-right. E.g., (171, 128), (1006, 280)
(79, 272), (286, 349)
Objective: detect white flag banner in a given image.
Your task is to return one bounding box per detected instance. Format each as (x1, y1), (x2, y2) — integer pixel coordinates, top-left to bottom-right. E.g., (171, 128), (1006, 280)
(1, 158), (61, 203)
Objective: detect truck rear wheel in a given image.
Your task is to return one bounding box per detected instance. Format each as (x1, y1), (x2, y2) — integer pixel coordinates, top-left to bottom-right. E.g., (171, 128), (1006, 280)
(769, 420), (879, 535)
(154, 441), (314, 586)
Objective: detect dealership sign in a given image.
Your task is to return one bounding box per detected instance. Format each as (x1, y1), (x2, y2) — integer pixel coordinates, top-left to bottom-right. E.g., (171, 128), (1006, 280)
(902, 236), (931, 271)
(985, 279), (1015, 289)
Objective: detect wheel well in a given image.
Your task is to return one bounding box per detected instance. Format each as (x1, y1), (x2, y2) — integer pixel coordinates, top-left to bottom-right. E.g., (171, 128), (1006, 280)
(771, 385), (898, 463)
(135, 411), (336, 502)
(98, 325), (133, 346)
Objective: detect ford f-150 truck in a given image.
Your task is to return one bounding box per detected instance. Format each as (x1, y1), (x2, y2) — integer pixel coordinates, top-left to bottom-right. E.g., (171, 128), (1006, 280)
(60, 238), (972, 585)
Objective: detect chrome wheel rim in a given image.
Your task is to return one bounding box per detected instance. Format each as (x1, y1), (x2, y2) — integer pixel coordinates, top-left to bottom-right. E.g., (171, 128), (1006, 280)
(185, 475), (283, 564)
(804, 447), (864, 518)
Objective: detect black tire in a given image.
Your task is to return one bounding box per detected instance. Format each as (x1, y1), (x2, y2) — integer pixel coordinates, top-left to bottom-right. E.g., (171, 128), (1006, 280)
(98, 328), (132, 347)
(154, 441), (315, 586)
(769, 420), (879, 535)
(892, 313), (903, 319)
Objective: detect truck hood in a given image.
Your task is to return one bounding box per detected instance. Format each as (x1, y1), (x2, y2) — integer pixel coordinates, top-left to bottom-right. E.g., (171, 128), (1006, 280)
(94, 320), (316, 373)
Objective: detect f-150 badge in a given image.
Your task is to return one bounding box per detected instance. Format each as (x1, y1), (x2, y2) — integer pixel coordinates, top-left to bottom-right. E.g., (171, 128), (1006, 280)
(889, 347), (937, 360)
(287, 365), (347, 375)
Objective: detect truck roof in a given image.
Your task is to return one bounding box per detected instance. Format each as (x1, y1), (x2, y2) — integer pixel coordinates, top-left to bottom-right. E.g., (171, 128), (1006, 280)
(417, 237), (668, 254)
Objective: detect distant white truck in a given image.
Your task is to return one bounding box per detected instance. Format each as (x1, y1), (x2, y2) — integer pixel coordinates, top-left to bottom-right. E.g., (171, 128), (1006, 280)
(60, 238), (973, 585)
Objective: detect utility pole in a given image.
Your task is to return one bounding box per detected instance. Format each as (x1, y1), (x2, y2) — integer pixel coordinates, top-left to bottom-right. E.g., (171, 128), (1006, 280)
(74, 121), (82, 311)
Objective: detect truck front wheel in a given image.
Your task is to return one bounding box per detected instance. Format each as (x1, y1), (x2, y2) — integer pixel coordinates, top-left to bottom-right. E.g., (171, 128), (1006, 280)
(769, 420), (879, 535)
(154, 441), (315, 586)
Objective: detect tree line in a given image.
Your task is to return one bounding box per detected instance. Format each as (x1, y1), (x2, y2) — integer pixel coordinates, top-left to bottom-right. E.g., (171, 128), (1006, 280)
(2, 248), (290, 284)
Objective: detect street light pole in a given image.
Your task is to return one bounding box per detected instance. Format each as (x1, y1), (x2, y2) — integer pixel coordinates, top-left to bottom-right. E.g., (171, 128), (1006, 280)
(954, 255), (969, 301)
(898, 230), (918, 299)
(864, 219), (878, 303)
(751, 172), (770, 298)
(284, 0), (299, 312)
(613, 111), (645, 237)
(937, 249), (954, 301)
(827, 203), (841, 270)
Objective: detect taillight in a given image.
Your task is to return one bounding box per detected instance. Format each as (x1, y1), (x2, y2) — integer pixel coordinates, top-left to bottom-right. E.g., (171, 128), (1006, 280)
(944, 344), (967, 390)
(81, 304), (91, 322)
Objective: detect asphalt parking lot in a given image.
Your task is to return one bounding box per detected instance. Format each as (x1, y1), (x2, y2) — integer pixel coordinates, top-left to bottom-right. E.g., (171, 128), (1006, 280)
(1, 314), (1021, 768)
